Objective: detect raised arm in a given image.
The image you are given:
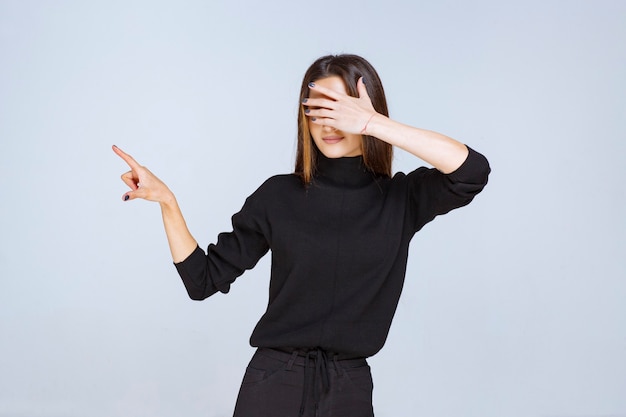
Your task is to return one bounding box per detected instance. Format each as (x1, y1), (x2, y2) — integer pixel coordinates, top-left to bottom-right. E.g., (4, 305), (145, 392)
(305, 78), (469, 173)
(112, 145), (197, 262)
(362, 117), (468, 174)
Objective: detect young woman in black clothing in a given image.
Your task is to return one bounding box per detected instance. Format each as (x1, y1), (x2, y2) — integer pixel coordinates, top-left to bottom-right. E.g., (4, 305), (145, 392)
(114, 54), (490, 417)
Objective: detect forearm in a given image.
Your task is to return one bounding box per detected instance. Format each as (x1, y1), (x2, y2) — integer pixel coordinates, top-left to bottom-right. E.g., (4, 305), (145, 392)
(366, 114), (469, 174)
(159, 194), (198, 263)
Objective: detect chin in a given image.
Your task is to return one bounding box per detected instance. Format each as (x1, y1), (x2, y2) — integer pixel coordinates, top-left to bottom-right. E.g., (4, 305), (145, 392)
(318, 147), (359, 159)
(320, 151), (343, 159)
(320, 150), (345, 159)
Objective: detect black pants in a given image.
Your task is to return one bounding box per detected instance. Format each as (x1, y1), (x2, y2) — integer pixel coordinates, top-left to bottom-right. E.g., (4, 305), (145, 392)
(233, 348), (375, 417)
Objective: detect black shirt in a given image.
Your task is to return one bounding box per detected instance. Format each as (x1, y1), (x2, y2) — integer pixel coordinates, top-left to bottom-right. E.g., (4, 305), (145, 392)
(175, 147), (490, 357)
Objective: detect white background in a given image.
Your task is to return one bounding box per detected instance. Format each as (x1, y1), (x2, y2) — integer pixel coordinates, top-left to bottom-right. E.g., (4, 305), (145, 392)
(1, 1), (625, 416)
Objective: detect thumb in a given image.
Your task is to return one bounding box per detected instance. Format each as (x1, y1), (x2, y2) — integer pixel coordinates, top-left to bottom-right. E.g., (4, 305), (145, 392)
(357, 77), (370, 99)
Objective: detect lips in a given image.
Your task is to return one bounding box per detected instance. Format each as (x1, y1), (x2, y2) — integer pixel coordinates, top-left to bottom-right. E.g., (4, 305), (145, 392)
(322, 136), (343, 144)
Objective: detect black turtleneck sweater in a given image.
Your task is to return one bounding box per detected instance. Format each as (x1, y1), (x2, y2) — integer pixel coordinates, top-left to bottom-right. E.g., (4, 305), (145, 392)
(175, 147), (490, 358)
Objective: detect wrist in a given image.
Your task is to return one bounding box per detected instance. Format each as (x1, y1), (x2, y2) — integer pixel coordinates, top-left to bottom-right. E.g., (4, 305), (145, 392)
(360, 113), (377, 135)
(362, 113), (387, 138)
(159, 192), (178, 211)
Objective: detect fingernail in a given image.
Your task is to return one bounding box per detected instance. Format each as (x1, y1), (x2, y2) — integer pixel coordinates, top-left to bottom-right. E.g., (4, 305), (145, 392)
(304, 108), (310, 114)
(308, 82), (315, 88)
(124, 195), (130, 201)
(302, 98), (308, 104)
(311, 117), (317, 121)
(362, 77), (367, 85)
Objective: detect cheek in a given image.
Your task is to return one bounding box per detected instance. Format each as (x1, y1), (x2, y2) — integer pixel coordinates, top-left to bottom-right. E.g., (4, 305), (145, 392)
(350, 135), (364, 150)
(307, 125), (320, 145)
(308, 122), (321, 138)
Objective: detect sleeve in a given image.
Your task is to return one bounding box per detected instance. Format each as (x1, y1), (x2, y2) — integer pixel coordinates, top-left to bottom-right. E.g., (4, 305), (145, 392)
(173, 190), (270, 300)
(406, 146), (490, 233)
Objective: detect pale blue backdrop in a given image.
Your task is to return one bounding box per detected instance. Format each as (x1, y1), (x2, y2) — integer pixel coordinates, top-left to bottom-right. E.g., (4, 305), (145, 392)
(1, 1), (625, 416)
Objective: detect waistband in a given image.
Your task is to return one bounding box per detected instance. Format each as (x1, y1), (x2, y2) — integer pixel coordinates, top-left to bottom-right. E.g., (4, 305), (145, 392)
(258, 347), (367, 368)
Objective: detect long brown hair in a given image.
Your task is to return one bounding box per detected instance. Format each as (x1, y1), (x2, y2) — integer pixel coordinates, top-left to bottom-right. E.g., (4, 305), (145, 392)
(295, 54), (392, 183)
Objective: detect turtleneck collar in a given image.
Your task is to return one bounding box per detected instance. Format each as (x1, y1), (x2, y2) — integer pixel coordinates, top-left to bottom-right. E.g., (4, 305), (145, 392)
(314, 152), (375, 188)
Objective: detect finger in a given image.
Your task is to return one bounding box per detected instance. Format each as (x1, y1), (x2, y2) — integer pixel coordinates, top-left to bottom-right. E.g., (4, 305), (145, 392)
(122, 188), (148, 202)
(121, 171), (139, 190)
(357, 77), (370, 100)
(122, 191), (138, 201)
(308, 116), (336, 128)
(112, 145), (141, 170)
(305, 107), (336, 120)
(303, 97), (337, 110)
(308, 82), (344, 100)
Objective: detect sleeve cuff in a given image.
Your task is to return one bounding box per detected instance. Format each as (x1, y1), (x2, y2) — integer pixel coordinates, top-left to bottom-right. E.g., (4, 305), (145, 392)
(447, 146), (491, 184)
(174, 245), (204, 276)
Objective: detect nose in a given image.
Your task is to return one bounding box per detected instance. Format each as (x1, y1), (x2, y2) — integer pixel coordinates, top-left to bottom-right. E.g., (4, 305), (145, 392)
(322, 123), (336, 132)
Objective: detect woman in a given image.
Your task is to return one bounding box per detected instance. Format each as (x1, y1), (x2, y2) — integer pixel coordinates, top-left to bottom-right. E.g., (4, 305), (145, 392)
(114, 54), (490, 417)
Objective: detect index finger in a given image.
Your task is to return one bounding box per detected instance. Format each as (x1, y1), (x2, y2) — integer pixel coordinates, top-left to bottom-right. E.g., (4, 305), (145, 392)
(112, 145), (141, 170)
(308, 81), (344, 101)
